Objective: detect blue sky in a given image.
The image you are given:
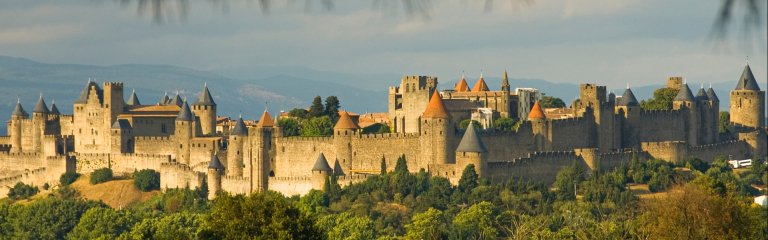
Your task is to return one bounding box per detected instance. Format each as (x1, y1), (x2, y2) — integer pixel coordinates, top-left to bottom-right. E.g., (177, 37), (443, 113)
(0, 0), (765, 89)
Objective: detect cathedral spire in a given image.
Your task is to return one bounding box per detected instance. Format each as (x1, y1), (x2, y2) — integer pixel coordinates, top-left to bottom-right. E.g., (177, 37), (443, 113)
(501, 70), (510, 92)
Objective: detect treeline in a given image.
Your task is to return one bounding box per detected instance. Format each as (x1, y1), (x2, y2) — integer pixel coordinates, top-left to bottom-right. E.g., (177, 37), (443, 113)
(0, 156), (765, 239)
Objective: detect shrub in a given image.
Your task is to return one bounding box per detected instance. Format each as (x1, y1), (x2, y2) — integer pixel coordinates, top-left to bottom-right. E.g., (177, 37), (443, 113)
(60, 172), (81, 186)
(90, 168), (113, 184)
(42, 183), (50, 190)
(8, 182), (39, 200)
(134, 169), (161, 192)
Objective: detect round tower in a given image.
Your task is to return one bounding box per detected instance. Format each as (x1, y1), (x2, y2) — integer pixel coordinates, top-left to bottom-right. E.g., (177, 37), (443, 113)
(207, 153), (224, 200)
(673, 83), (699, 146)
(455, 122), (488, 178)
(192, 83), (217, 136)
(528, 101), (549, 151)
(175, 101), (194, 165)
(10, 100), (28, 153)
(729, 64), (765, 130)
(311, 153), (332, 191)
(707, 86), (720, 142)
(616, 87), (640, 148)
(228, 116), (247, 177)
(334, 111), (359, 174)
(32, 95), (49, 153)
(420, 91), (452, 165)
(254, 110), (274, 192)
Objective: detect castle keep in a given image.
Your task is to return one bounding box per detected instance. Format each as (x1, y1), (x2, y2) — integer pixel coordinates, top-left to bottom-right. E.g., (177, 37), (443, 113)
(0, 64), (765, 198)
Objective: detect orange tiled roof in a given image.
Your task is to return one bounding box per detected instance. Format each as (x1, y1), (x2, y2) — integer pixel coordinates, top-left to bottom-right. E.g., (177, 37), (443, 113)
(455, 77), (470, 92)
(334, 111), (359, 129)
(257, 111), (274, 127)
(528, 101), (546, 120)
(422, 91), (450, 119)
(472, 75), (489, 92)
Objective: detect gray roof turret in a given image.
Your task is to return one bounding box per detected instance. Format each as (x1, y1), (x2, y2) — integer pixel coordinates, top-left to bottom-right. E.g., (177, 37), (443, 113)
(312, 153), (332, 172)
(159, 92), (170, 105)
(673, 83), (695, 102)
(176, 101), (194, 121)
(231, 117), (248, 136)
(111, 119), (132, 129)
(170, 93), (183, 106)
(695, 87), (709, 101)
(33, 95), (49, 113)
(734, 64), (760, 91)
(706, 86), (719, 102)
(12, 100), (28, 117)
(618, 88), (639, 106)
(127, 90), (141, 106)
(50, 101), (60, 115)
(208, 154), (224, 170)
(333, 159), (345, 176)
(456, 122), (487, 152)
(194, 83), (216, 106)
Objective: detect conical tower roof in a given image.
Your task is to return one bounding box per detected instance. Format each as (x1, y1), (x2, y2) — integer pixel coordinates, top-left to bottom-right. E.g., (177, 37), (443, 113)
(231, 116), (249, 136)
(455, 75), (470, 92)
(706, 86), (719, 102)
(33, 95), (49, 113)
(333, 159), (345, 176)
(618, 88), (639, 106)
(195, 83), (216, 106)
(159, 93), (170, 105)
(176, 101), (194, 121)
(334, 111), (359, 129)
(169, 93), (183, 106)
(528, 101), (546, 120)
(208, 153), (224, 170)
(11, 101), (28, 117)
(74, 80), (102, 104)
(673, 83), (695, 102)
(50, 101), (60, 115)
(472, 74), (489, 92)
(695, 87), (709, 101)
(457, 122), (487, 152)
(422, 91), (450, 119)
(312, 153), (332, 172)
(257, 110), (274, 127)
(127, 89), (141, 106)
(734, 64), (760, 91)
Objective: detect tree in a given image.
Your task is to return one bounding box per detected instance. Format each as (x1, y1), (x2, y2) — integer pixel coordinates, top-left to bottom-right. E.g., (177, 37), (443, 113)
(324, 96), (340, 122)
(60, 172), (81, 186)
(299, 116), (334, 136)
(67, 207), (136, 240)
(288, 108), (309, 119)
(380, 155), (387, 175)
(404, 208), (448, 240)
(120, 211), (203, 240)
(452, 201), (497, 240)
(719, 111), (730, 134)
(640, 87), (677, 110)
(90, 168), (113, 184)
(5, 197), (106, 239)
(552, 161), (586, 200)
(309, 96), (325, 118)
(459, 119), (481, 130)
(458, 164), (479, 194)
(539, 95), (565, 108)
(278, 118), (300, 137)
(317, 212), (376, 240)
(494, 117), (517, 132)
(133, 169), (160, 192)
(199, 191), (323, 239)
(7, 182), (39, 201)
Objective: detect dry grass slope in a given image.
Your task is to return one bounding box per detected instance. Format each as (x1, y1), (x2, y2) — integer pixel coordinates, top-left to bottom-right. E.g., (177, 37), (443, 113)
(68, 174), (161, 208)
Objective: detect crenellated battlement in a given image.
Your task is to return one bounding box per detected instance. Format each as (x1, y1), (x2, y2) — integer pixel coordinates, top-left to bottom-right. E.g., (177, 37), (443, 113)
(640, 109), (683, 116)
(135, 136), (172, 141)
(278, 136), (333, 142)
(689, 140), (743, 151)
(103, 82), (124, 88)
(358, 132), (420, 139)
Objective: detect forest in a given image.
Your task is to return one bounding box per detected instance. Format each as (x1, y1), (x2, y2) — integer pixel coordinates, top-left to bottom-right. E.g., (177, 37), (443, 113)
(0, 155), (766, 240)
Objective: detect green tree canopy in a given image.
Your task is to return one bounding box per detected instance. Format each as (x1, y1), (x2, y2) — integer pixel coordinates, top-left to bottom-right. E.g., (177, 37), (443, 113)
(458, 164), (479, 194)
(404, 207), (448, 240)
(67, 207), (136, 240)
(540, 95), (566, 108)
(288, 108), (309, 119)
(299, 116), (334, 137)
(640, 87), (678, 110)
(309, 96), (325, 118)
(278, 118), (300, 137)
(324, 96), (340, 122)
(494, 117), (518, 132)
(133, 169), (160, 192)
(452, 201), (497, 239)
(459, 119), (482, 130)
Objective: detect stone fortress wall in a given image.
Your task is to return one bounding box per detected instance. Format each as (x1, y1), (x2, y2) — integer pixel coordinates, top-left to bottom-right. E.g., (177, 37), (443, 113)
(0, 64), (765, 199)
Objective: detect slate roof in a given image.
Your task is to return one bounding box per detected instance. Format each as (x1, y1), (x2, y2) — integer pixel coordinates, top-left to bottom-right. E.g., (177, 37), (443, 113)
(673, 83), (695, 102)
(706, 87), (719, 102)
(231, 117), (248, 136)
(33, 96), (49, 113)
(195, 84), (216, 106)
(208, 154), (224, 170)
(11, 101), (28, 117)
(176, 101), (194, 121)
(111, 119), (132, 129)
(456, 121), (487, 152)
(618, 88), (639, 106)
(734, 64), (760, 91)
(312, 153), (332, 172)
